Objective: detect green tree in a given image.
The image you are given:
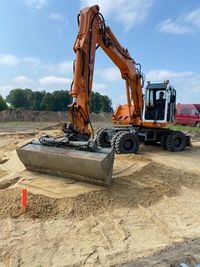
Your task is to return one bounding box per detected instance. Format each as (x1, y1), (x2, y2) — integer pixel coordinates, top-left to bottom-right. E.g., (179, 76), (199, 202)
(32, 91), (46, 110)
(0, 95), (8, 111)
(52, 90), (71, 111)
(23, 88), (33, 109)
(90, 92), (112, 113)
(6, 89), (28, 109)
(90, 92), (102, 113)
(100, 95), (112, 112)
(40, 93), (55, 111)
(6, 89), (112, 112)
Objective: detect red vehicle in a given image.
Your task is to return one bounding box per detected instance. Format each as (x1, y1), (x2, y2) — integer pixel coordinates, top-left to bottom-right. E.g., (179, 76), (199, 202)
(176, 104), (200, 127)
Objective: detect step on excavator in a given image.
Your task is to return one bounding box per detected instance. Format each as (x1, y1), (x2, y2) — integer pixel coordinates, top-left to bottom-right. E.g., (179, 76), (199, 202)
(17, 5), (189, 186)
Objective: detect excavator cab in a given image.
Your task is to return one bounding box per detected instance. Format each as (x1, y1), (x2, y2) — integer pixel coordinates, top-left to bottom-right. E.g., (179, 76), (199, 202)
(143, 80), (176, 124)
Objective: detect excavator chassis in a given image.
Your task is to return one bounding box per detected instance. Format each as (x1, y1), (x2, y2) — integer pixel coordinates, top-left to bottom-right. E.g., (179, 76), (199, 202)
(17, 137), (115, 186)
(96, 126), (191, 153)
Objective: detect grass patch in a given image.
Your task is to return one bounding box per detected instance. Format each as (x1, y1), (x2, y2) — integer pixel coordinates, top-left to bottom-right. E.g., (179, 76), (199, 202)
(169, 124), (200, 133)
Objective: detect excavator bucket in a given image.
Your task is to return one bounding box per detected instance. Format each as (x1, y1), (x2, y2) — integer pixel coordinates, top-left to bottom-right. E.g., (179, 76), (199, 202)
(16, 142), (114, 186)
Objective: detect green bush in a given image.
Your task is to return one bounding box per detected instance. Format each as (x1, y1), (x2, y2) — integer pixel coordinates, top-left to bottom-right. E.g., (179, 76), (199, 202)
(0, 95), (8, 111)
(5, 89), (113, 113)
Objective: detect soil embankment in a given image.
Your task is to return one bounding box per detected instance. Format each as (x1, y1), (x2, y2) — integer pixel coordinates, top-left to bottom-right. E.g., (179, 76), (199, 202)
(0, 115), (200, 266)
(0, 110), (112, 123)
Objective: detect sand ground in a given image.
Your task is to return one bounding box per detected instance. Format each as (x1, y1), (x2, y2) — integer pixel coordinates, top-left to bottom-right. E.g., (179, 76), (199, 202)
(0, 123), (200, 267)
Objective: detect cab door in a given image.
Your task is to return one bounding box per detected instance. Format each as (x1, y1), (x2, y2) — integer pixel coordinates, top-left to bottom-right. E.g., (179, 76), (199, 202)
(180, 107), (190, 125)
(190, 107), (199, 126)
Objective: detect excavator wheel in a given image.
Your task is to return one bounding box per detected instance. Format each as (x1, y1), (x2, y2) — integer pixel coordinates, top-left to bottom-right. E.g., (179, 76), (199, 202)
(115, 132), (139, 154)
(96, 128), (111, 148)
(166, 131), (186, 152)
(160, 134), (168, 150)
(111, 132), (122, 152)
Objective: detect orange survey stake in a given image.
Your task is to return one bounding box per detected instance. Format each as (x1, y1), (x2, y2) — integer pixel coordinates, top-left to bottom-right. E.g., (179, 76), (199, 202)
(21, 188), (27, 209)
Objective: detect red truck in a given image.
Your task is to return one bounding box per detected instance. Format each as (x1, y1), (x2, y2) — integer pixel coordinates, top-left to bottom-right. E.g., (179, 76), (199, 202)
(176, 104), (200, 127)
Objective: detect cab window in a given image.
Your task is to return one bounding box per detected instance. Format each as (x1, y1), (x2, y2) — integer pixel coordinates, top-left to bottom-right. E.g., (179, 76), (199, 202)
(146, 90), (153, 105)
(156, 91), (166, 99)
(191, 108), (197, 115)
(181, 108), (189, 114)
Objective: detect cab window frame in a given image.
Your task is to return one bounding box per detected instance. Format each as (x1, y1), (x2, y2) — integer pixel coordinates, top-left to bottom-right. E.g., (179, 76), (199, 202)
(181, 108), (189, 115)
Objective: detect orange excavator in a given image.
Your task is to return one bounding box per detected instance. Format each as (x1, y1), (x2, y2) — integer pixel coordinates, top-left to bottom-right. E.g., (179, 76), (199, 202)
(17, 5), (189, 186)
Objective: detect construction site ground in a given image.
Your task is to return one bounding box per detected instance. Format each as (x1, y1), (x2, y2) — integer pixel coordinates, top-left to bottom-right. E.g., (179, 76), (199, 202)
(0, 121), (200, 267)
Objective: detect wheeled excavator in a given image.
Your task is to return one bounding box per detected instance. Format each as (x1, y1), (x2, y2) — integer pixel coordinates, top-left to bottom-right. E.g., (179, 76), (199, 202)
(17, 5), (189, 186)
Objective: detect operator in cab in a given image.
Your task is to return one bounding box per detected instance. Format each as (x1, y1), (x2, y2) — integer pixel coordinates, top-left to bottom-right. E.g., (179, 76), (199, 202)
(155, 91), (166, 120)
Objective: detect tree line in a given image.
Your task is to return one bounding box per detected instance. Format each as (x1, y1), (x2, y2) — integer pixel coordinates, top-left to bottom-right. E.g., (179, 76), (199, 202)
(0, 89), (112, 113)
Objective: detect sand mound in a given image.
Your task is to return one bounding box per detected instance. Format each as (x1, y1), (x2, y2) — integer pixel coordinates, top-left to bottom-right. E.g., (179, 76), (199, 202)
(0, 110), (66, 122)
(0, 110), (112, 123)
(1, 132), (200, 266)
(1, 160), (199, 221)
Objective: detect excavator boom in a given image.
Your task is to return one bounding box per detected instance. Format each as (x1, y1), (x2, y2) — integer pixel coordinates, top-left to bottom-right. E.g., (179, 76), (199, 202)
(17, 5), (144, 186)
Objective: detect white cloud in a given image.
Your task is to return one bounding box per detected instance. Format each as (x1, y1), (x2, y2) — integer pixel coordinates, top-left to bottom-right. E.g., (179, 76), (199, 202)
(146, 68), (200, 104)
(178, 74), (200, 103)
(54, 61), (73, 74)
(23, 57), (41, 68)
(100, 67), (121, 82)
(49, 13), (65, 22)
(81, 0), (153, 31)
(24, 0), (48, 9)
(146, 69), (193, 81)
(157, 7), (200, 34)
(0, 54), (19, 66)
(93, 82), (107, 92)
(182, 74), (200, 94)
(157, 19), (193, 34)
(14, 76), (32, 85)
(23, 57), (73, 75)
(185, 8), (200, 28)
(39, 76), (71, 86)
(0, 85), (14, 97)
(119, 94), (126, 100)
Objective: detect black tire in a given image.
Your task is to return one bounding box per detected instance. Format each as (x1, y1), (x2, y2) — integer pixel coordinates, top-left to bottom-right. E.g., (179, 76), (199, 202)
(160, 134), (168, 150)
(111, 132), (122, 151)
(95, 127), (104, 136)
(96, 128), (111, 148)
(115, 132), (139, 154)
(166, 131), (186, 152)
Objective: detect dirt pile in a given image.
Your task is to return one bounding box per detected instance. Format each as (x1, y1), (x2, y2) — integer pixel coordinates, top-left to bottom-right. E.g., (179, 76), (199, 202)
(0, 110), (66, 122)
(0, 110), (112, 123)
(0, 130), (200, 266)
(0, 160), (200, 221)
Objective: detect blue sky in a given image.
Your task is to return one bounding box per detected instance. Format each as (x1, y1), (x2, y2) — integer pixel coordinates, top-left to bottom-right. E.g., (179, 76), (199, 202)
(0, 0), (200, 108)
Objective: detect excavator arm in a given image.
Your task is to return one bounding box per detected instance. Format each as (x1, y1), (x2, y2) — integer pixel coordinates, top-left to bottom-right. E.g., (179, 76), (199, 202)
(67, 5), (144, 138)
(16, 5), (144, 186)
(17, 5), (189, 186)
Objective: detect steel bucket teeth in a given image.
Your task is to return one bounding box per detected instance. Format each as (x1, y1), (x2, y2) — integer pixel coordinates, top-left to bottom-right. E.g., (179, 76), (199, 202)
(16, 142), (114, 186)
